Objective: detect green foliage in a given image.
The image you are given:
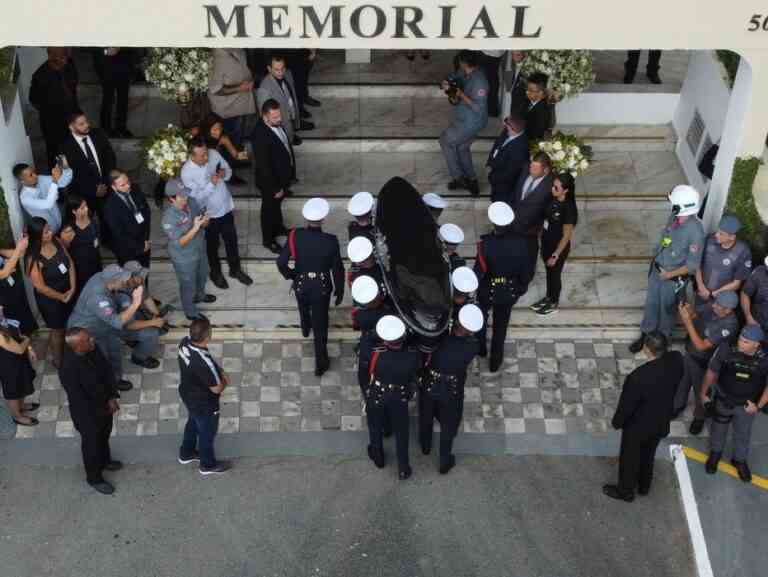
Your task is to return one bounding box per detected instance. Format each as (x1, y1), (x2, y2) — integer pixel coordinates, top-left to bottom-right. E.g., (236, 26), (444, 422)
(0, 180), (14, 248)
(716, 50), (740, 88)
(0, 46), (14, 87)
(725, 156), (765, 258)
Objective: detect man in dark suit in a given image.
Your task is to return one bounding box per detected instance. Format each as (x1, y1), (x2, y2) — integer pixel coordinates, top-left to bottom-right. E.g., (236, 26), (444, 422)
(102, 170), (151, 268)
(58, 111), (117, 242)
(604, 332), (684, 501)
(510, 152), (554, 281)
(524, 72), (553, 141)
(502, 50), (528, 118)
(29, 48), (80, 168)
(92, 48), (135, 138)
(487, 114), (530, 204)
(249, 99), (293, 254)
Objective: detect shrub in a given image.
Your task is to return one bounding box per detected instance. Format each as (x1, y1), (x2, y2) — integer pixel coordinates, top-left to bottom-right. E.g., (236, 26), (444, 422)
(725, 156), (765, 259)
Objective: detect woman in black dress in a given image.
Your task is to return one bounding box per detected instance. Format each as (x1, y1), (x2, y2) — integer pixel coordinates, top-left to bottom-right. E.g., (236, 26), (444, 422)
(26, 217), (76, 368)
(205, 113), (249, 186)
(530, 173), (578, 315)
(59, 194), (102, 303)
(0, 234), (38, 335)
(0, 317), (38, 426)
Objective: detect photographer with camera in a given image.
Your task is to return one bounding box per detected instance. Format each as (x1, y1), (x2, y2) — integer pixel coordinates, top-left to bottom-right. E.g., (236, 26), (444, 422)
(439, 50), (489, 197)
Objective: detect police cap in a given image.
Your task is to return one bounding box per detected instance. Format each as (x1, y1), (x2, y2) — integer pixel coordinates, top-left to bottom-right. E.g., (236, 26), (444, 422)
(714, 290), (738, 309)
(102, 264), (131, 284)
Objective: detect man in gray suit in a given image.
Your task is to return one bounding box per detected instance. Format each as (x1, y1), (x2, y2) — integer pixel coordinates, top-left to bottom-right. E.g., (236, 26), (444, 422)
(256, 54), (312, 146)
(509, 152), (554, 281)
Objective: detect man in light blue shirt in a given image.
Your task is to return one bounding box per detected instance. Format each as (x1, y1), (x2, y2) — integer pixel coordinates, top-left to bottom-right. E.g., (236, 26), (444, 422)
(14, 162), (72, 233)
(180, 139), (252, 289)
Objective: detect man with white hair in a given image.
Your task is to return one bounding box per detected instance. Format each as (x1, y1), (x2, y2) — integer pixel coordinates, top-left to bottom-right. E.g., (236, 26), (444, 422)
(420, 303), (483, 474)
(277, 198), (345, 376)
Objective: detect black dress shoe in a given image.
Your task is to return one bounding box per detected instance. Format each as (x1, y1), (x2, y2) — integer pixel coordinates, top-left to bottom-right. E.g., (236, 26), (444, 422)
(230, 269), (253, 286)
(647, 72), (662, 85)
(489, 359), (502, 373)
(228, 173), (248, 186)
(300, 323), (311, 338)
(689, 419), (705, 436)
(293, 135), (303, 146)
(131, 355), (160, 369)
(300, 108), (312, 119)
(89, 480), (115, 495)
(478, 346), (487, 358)
(304, 96), (322, 107)
(705, 451), (721, 474)
(398, 466), (412, 480)
(602, 484), (634, 502)
(623, 73), (635, 84)
(420, 440), (432, 455)
(439, 454), (456, 475)
(13, 417), (39, 426)
(24, 402), (41, 412)
(628, 334), (645, 354)
(264, 243), (282, 255)
(731, 460), (752, 483)
(299, 120), (315, 131)
(104, 460), (123, 471)
(210, 273), (229, 290)
(314, 359), (330, 377)
(637, 486), (650, 496)
(116, 380), (133, 392)
(367, 445), (385, 469)
(447, 178), (467, 191)
(194, 294), (217, 304)
(466, 179), (480, 197)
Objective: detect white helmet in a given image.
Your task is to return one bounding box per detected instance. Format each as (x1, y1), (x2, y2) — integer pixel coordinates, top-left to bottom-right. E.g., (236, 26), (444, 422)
(668, 185), (700, 217)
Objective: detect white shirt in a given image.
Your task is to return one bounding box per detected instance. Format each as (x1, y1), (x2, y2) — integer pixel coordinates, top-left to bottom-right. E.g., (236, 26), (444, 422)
(521, 175), (545, 200)
(20, 169), (72, 233)
(180, 149), (234, 219)
(73, 133), (102, 174)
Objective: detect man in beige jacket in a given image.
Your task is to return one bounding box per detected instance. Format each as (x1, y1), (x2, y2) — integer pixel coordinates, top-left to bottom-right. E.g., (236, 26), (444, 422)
(207, 49), (255, 145)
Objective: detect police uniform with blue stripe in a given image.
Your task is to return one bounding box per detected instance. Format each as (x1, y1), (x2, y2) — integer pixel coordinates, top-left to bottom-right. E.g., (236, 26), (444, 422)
(277, 198), (344, 376)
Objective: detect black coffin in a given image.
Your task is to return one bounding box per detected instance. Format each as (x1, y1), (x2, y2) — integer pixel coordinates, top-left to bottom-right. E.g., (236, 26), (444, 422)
(375, 177), (452, 337)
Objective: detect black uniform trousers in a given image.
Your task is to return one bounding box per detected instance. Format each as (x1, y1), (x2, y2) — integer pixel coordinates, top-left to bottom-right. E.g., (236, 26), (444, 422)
(368, 395), (410, 471)
(625, 51), (662, 77)
(260, 194), (287, 246)
(478, 288), (516, 366)
(40, 114), (69, 168)
(206, 211), (241, 276)
(419, 390), (462, 466)
(297, 291), (331, 366)
(618, 431), (662, 495)
(75, 416), (113, 484)
(100, 61), (131, 132)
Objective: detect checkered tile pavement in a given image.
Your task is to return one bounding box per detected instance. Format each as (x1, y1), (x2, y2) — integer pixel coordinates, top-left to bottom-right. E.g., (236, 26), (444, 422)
(13, 339), (701, 440)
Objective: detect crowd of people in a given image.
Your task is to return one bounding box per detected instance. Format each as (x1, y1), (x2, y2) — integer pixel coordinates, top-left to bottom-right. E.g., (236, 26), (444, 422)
(2, 46), (764, 496)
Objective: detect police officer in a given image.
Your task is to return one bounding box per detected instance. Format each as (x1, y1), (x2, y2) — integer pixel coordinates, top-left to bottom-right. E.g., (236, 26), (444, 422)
(439, 223), (466, 271)
(439, 50), (489, 196)
(701, 324), (768, 482)
(347, 191), (376, 243)
(347, 236), (386, 298)
(67, 264), (149, 391)
(277, 198), (344, 376)
(694, 215), (751, 314)
(675, 291), (740, 434)
(423, 192), (448, 222)
(629, 185), (706, 353)
(161, 179), (216, 322)
(366, 315), (422, 480)
(419, 303), (483, 474)
(116, 261), (171, 341)
(741, 256), (768, 335)
(474, 202), (530, 372)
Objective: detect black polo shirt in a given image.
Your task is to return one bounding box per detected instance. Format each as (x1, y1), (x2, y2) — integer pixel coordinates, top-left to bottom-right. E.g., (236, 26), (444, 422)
(178, 337), (221, 414)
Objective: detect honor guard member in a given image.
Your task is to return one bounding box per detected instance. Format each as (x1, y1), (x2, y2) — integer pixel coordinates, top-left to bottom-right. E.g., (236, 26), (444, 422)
(439, 223), (466, 271)
(474, 202), (530, 372)
(741, 257), (768, 335)
(277, 198), (345, 376)
(675, 291), (740, 434)
(347, 236), (386, 297)
(347, 191), (376, 243)
(452, 266), (478, 308)
(162, 179), (216, 322)
(630, 185), (706, 353)
(700, 324), (768, 482)
(694, 215), (751, 314)
(67, 265), (151, 391)
(419, 303), (482, 474)
(366, 315), (421, 479)
(423, 192), (448, 222)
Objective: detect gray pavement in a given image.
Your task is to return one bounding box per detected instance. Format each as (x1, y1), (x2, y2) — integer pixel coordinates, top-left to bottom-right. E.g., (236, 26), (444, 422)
(0, 454), (692, 577)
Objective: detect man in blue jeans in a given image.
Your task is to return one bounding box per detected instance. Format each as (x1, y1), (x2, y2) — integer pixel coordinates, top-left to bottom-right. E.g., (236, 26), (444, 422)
(177, 317), (232, 475)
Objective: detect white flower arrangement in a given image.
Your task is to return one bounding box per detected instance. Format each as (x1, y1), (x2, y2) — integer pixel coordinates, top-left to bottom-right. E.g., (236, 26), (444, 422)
(141, 124), (190, 180)
(520, 50), (595, 101)
(533, 132), (592, 177)
(144, 48), (212, 102)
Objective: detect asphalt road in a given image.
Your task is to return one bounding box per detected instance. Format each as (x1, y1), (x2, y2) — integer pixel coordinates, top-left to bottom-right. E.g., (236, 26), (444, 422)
(0, 454), (692, 577)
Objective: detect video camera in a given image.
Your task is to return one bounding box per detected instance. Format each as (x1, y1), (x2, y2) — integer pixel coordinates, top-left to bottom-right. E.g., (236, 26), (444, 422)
(443, 77), (461, 105)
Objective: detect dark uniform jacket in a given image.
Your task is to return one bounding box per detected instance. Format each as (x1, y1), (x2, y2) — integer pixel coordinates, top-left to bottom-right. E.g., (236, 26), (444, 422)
(59, 345), (118, 430)
(612, 351), (684, 439)
(427, 335), (479, 392)
(348, 221), (376, 243)
(474, 231), (531, 300)
(277, 227), (344, 300)
(368, 347), (422, 403)
(102, 184), (152, 265)
(58, 128), (117, 202)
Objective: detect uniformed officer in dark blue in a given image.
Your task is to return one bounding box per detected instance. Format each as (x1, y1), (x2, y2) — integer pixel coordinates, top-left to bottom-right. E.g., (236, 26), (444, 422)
(366, 315), (422, 480)
(419, 303), (483, 474)
(450, 266), (478, 329)
(700, 324), (768, 483)
(439, 223), (466, 271)
(277, 198), (344, 376)
(695, 214), (751, 314)
(674, 291), (740, 434)
(439, 50), (489, 196)
(347, 236), (387, 300)
(741, 256), (768, 335)
(346, 191), (376, 243)
(630, 185), (705, 353)
(474, 202), (530, 372)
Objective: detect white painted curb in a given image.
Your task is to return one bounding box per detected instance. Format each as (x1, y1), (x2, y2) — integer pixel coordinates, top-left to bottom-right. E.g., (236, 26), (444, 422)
(669, 445), (714, 577)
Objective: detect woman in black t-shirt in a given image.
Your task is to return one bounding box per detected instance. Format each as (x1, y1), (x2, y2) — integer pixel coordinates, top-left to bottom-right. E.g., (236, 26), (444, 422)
(530, 173), (578, 315)
(59, 194), (103, 304)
